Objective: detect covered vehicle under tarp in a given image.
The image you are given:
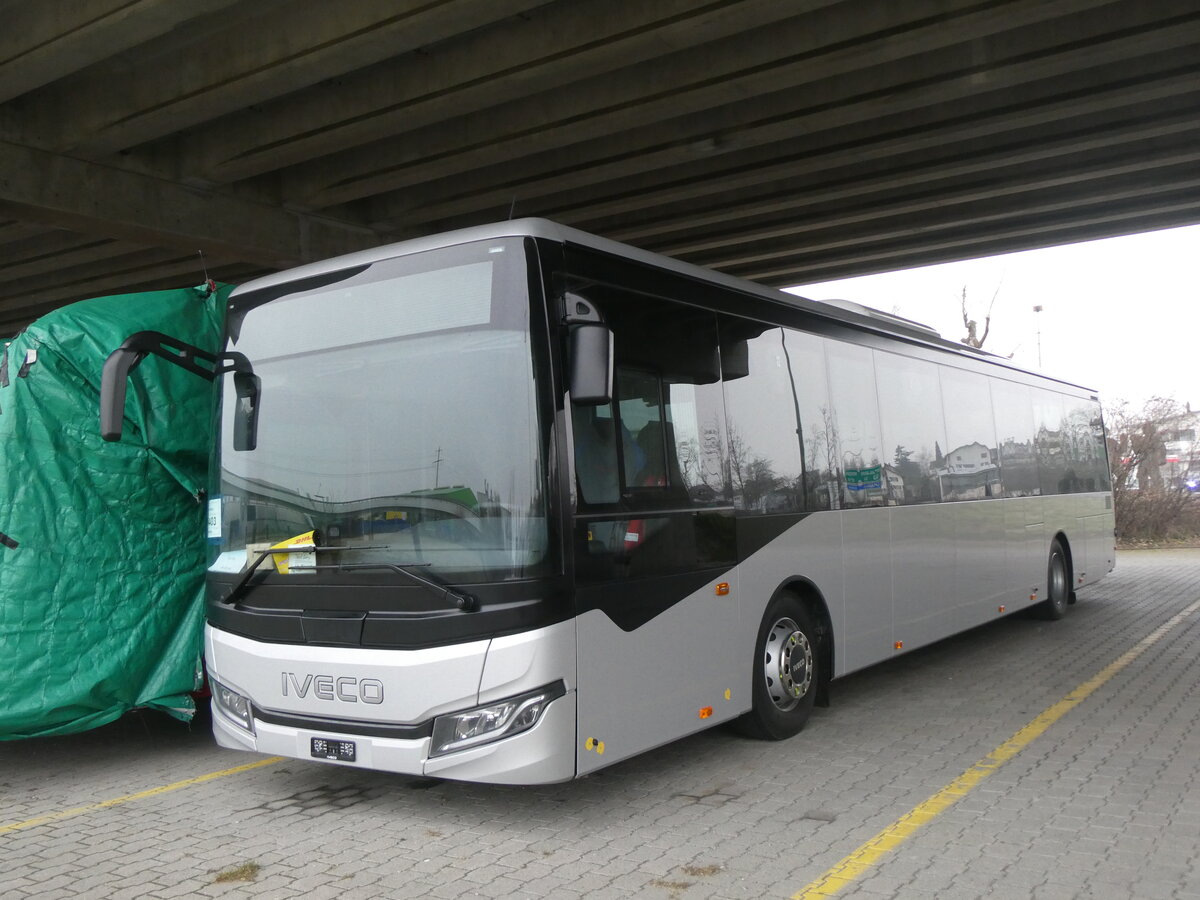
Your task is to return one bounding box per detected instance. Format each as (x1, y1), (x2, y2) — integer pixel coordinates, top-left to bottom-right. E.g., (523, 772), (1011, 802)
(0, 284), (231, 739)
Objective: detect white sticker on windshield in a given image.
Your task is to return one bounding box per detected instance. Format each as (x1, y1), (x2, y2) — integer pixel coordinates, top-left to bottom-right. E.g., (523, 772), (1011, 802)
(207, 497), (222, 539)
(209, 550), (244, 573)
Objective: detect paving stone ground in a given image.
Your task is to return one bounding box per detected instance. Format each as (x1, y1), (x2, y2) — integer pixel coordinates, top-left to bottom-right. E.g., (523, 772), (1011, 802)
(3, 549), (1199, 899)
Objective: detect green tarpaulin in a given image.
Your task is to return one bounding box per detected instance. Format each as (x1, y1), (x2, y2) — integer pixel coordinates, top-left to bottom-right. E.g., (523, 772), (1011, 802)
(0, 284), (231, 739)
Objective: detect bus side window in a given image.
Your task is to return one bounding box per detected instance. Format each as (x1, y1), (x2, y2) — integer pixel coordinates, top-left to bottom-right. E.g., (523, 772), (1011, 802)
(720, 321), (805, 514)
(564, 276), (728, 510)
(991, 380), (1040, 497)
(573, 403), (621, 505)
(1033, 389), (1067, 496)
(664, 380), (727, 505)
(876, 352), (946, 505)
(616, 369), (661, 489)
(614, 369), (702, 504)
(825, 341), (886, 508)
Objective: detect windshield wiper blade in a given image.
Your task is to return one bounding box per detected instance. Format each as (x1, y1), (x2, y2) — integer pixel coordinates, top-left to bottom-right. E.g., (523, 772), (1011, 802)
(219, 544), (385, 606)
(218, 546), (479, 612)
(327, 563), (479, 612)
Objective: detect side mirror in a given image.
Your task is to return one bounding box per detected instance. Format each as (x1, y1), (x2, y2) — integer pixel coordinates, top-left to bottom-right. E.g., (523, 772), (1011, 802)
(232, 371), (261, 451)
(568, 323), (613, 406)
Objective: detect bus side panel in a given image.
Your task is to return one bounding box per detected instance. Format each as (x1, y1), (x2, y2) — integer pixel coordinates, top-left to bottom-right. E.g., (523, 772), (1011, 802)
(954, 499), (1010, 632)
(840, 508), (894, 672)
(1004, 496), (1043, 608)
(575, 572), (738, 776)
(732, 511), (845, 677)
(891, 504), (956, 650)
(1043, 492), (1110, 591)
(1089, 501), (1117, 583)
(1076, 493), (1116, 587)
(1043, 492), (1077, 583)
(574, 511), (849, 776)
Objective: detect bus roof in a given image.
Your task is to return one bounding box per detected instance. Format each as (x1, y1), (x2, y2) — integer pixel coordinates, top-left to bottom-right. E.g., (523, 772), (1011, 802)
(232, 218), (1096, 394)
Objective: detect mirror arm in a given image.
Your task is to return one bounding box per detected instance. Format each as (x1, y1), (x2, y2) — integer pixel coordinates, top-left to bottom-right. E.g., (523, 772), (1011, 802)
(99, 331), (256, 442)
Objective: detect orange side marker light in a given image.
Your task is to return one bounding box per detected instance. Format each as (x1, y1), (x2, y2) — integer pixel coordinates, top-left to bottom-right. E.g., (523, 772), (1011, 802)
(715, 582), (730, 596)
(699, 707), (713, 719)
(894, 641), (904, 650)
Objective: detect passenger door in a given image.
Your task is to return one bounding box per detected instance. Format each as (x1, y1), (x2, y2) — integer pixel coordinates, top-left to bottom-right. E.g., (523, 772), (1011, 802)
(567, 284), (738, 775)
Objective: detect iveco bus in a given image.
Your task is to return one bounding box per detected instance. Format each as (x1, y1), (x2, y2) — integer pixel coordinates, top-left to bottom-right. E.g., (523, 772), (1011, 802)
(100, 219), (1114, 784)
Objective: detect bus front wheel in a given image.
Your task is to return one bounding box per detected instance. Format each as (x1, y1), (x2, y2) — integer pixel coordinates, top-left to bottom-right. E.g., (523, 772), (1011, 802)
(738, 595), (818, 740)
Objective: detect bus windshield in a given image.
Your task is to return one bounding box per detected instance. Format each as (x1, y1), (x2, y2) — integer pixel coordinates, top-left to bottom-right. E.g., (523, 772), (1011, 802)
(208, 238), (550, 585)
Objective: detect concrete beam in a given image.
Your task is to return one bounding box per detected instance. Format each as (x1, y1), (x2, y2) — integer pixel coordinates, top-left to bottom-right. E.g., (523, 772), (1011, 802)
(0, 140), (380, 268)
(0, 251), (247, 334)
(0, 220), (58, 246)
(712, 184), (1200, 285)
(0, 232), (147, 282)
(0, 0), (241, 104)
(162, 0), (817, 185)
(362, 1), (1197, 225)
(737, 203), (1200, 287)
(374, 62), (1200, 234)
(604, 114), (1200, 250)
(9, 0), (545, 155)
(666, 154), (1200, 267)
(290, 0), (1082, 207)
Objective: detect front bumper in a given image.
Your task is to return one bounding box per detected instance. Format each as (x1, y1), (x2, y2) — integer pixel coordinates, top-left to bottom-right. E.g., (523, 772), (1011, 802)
(211, 689), (576, 784)
(205, 621), (578, 784)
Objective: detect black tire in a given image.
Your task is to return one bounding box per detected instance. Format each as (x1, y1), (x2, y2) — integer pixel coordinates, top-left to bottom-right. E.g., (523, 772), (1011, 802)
(1037, 539), (1070, 620)
(737, 594), (819, 740)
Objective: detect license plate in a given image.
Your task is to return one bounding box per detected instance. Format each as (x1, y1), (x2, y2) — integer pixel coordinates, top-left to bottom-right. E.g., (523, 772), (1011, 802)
(310, 737), (356, 762)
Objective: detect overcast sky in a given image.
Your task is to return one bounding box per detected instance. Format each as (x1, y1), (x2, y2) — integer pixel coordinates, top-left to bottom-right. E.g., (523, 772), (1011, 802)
(789, 223), (1200, 412)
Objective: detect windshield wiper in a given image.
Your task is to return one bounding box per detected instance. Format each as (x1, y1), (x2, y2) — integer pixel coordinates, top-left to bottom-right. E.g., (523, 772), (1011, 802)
(219, 544), (349, 606)
(218, 545), (479, 612)
(322, 563), (479, 612)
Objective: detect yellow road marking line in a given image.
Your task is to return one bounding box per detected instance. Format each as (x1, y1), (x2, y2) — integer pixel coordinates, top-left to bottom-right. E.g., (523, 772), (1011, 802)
(0, 755), (283, 836)
(795, 599), (1200, 899)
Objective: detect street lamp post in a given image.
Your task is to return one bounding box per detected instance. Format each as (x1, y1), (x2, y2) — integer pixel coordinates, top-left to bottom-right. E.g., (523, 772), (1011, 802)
(1032, 304), (1044, 367)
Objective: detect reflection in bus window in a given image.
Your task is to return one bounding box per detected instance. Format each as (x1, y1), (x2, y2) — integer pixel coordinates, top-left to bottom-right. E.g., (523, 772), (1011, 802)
(875, 352), (946, 505)
(1062, 397), (1110, 492)
(1034, 389), (1067, 496)
(940, 366), (1000, 501)
(991, 380), (1041, 497)
(785, 330), (836, 510)
(720, 322), (804, 514)
(826, 341), (885, 508)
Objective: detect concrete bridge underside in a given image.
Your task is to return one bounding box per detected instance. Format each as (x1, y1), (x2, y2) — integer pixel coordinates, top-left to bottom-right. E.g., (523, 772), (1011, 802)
(1, 0), (1198, 332)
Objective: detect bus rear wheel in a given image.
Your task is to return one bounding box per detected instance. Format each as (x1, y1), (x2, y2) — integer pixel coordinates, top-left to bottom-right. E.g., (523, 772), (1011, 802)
(738, 595), (818, 740)
(1037, 539), (1070, 620)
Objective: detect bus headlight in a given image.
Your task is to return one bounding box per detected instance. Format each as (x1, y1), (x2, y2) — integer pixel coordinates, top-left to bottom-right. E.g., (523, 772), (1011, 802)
(212, 679), (256, 735)
(430, 682), (565, 757)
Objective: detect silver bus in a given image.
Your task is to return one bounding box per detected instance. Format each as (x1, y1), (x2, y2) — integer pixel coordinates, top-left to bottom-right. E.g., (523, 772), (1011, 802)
(101, 219), (1114, 784)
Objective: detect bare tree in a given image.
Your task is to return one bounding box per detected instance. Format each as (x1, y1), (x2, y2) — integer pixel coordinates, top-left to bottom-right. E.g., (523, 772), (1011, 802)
(959, 282), (1003, 350)
(1106, 397), (1200, 543)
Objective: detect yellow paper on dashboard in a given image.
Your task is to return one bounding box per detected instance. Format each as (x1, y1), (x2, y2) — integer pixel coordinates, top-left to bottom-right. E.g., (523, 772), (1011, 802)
(270, 530), (318, 574)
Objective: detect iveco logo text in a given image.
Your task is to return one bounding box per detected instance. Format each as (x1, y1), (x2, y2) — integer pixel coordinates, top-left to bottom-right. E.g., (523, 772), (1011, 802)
(281, 673), (384, 704)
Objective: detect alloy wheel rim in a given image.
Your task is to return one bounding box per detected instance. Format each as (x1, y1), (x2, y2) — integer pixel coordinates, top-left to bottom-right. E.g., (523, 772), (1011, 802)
(763, 617), (813, 712)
